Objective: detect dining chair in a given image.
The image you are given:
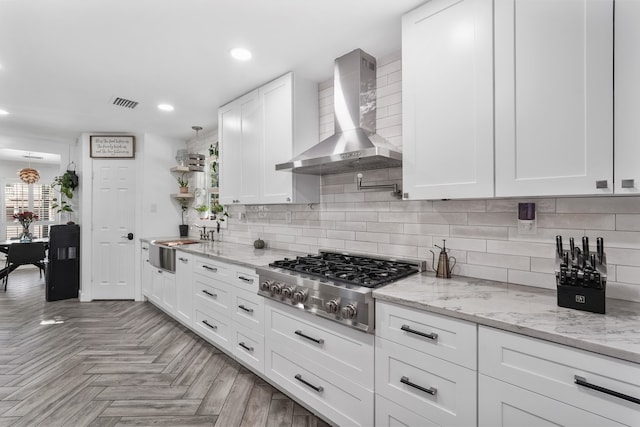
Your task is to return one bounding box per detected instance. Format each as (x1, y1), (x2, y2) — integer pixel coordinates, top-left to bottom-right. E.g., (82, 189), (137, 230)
(3, 242), (46, 291)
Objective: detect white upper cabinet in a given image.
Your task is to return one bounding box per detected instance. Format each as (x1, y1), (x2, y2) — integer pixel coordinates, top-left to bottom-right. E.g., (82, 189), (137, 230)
(402, 0), (494, 200)
(219, 90), (261, 205)
(614, 0), (640, 195)
(219, 72), (320, 205)
(494, 0), (614, 197)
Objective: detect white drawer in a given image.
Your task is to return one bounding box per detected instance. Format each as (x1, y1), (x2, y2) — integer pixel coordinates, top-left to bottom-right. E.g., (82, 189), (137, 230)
(193, 275), (231, 317)
(479, 374), (628, 427)
(193, 257), (232, 282)
(375, 394), (437, 427)
(231, 288), (264, 331)
(193, 308), (232, 353)
(375, 337), (477, 427)
(376, 301), (477, 369)
(479, 326), (640, 425)
(232, 267), (259, 293)
(266, 346), (374, 427)
(233, 323), (264, 374)
(266, 301), (374, 389)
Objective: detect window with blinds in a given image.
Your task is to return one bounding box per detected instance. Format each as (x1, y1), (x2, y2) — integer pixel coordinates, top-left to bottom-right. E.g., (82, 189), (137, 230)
(4, 182), (55, 239)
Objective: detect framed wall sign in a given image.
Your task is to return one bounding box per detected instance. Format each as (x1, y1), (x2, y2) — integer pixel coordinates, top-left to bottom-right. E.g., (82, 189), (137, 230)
(90, 135), (135, 158)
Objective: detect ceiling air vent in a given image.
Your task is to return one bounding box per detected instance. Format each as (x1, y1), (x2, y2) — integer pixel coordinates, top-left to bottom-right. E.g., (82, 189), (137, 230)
(112, 97), (139, 109)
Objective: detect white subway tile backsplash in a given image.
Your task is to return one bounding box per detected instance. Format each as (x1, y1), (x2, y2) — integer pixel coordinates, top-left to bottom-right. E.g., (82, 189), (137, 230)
(404, 223), (450, 236)
(455, 264), (508, 283)
(433, 200), (486, 212)
(346, 212), (378, 222)
(379, 212), (418, 223)
(607, 282), (640, 302)
(616, 266), (640, 285)
(302, 228), (326, 238)
(467, 252), (530, 271)
(417, 212), (467, 224)
(326, 230), (355, 240)
(556, 196), (640, 213)
(450, 225), (509, 240)
(367, 222), (403, 234)
(508, 270), (556, 290)
(334, 192), (365, 203)
(318, 211), (346, 221)
(530, 257), (556, 274)
(355, 231), (390, 244)
(537, 213), (615, 230)
(468, 212), (516, 226)
(616, 214), (640, 231)
(335, 221), (367, 232)
(317, 238), (345, 249)
(439, 237), (486, 252)
(584, 230), (640, 250)
(378, 243), (418, 258)
(487, 240), (555, 258)
(507, 227), (585, 244)
(486, 198), (556, 213)
(353, 201), (391, 212)
(389, 233), (432, 247)
(345, 240), (378, 254)
(605, 247), (640, 267)
(391, 200), (433, 212)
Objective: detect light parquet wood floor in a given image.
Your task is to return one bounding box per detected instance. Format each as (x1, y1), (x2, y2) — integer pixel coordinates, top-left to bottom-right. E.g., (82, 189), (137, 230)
(0, 268), (332, 427)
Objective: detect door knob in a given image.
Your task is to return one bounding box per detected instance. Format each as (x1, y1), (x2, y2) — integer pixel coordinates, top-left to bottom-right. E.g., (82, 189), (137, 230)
(121, 232), (134, 240)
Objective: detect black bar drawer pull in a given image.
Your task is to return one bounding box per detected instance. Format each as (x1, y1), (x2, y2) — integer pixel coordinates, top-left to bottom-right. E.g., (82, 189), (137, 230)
(401, 324), (438, 341)
(202, 265), (217, 272)
(178, 257), (188, 263)
(295, 330), (324, 345)
(295, 374), (324, 393)
(401, 376), (437, 396)
(202, 290), (217, 298)
(238, 276), (254, 283)
(239, 342), (254, 352)
(202, 320), (217, 331)
(575, 375), (640, 405)
(238, 304), (254, 313)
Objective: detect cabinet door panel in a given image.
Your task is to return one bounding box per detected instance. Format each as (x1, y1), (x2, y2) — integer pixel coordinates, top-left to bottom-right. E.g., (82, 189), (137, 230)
(402, 0), (494, 200)
(240, 92), (261, 204)
(495, 0), (613, 196)
(614, 0), (640, 194)
(261, 74), (293, 204)
(218, 103), (242, 205)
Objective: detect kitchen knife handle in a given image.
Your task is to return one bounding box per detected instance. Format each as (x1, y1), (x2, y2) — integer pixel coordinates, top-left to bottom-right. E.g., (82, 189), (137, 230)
(596, 237), (604, 264)
(574, 376), (640, 405)
(556, 235), (563, 257)
(569, 238), (575, 259)
(582, 236), (589, 259)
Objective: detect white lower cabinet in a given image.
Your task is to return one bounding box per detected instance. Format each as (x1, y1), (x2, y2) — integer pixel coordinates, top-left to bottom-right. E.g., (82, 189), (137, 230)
(478, 326), (640, 427)
(141, 244), (151, 297)
(174, 253), (193, 327)
(265, 300), (374, 427)
(375, 301), (478, 427)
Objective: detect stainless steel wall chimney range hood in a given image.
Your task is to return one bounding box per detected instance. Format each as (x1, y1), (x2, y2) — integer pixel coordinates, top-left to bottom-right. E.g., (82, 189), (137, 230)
(276, 49), (402, 175)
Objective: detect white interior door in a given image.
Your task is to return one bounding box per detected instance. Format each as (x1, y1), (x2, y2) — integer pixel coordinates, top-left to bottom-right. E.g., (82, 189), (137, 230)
(91, 159), (136, 299)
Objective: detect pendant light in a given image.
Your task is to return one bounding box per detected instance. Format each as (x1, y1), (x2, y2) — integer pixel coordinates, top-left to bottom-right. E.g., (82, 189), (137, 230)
(18, 153), (40, 184)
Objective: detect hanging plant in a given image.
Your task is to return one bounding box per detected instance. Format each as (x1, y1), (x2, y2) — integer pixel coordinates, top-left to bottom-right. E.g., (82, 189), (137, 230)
(51, 170), (77, 213)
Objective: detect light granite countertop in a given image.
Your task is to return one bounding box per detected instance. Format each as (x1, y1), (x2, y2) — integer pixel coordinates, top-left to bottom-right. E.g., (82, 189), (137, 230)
(373, 274), (640, 364)
(141, 237), (304, 269)
(141, 237), (639, 364)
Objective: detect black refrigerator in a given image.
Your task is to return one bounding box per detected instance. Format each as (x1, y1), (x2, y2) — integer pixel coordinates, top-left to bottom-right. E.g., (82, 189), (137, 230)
(46, 224), (80, 301)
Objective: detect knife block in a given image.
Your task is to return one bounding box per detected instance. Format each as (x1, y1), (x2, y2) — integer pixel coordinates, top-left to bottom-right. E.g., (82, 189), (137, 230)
(555, 249), (607, 314)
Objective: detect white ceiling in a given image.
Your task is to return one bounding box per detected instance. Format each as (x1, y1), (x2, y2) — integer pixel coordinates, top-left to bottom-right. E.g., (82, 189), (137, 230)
(0, 0), (424, 143)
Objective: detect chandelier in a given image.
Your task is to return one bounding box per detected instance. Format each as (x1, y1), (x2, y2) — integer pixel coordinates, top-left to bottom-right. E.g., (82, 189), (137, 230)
(18, 152), (41, 184)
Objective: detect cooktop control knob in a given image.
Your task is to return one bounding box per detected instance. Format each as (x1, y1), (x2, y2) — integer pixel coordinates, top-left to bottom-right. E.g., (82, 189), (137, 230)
(292, 289), (308, 304)
(325, 298), (340, 314)
(342, 303), (357, 320)
(282, 286), (296, 299)
(260, 280), (274, 292)
(269, 282), (283, 296)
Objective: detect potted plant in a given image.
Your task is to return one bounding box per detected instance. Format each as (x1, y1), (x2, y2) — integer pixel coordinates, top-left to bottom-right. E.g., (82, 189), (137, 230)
(194, 204), (209, 220)
(178, 198), (189, 237)
(51, 170), (78, 224)
(177, 173), (189, 193)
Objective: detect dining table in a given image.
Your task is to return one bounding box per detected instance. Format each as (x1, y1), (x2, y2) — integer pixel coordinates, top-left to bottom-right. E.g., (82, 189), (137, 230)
(0, 238), (49, 281)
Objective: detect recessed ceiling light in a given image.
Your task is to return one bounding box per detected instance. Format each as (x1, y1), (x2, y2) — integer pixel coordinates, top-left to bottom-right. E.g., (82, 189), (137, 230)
(157, 103), (174, 112)
(230, 48), (252, 61)
(0, 109), (9, 115)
